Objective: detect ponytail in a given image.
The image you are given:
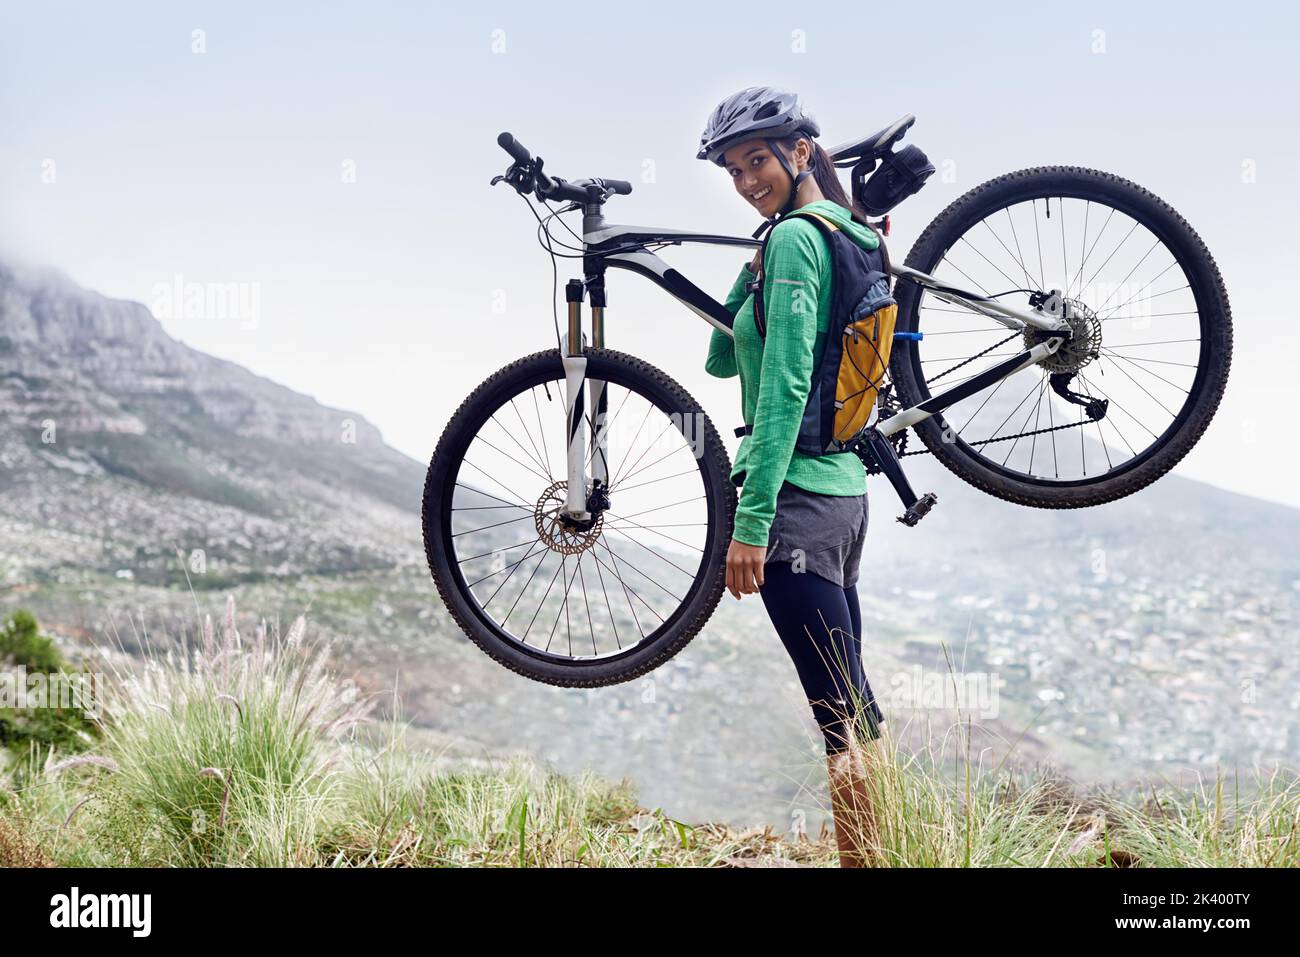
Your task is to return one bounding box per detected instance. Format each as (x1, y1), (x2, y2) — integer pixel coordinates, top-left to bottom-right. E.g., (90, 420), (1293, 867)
(775, 131), (892, 284)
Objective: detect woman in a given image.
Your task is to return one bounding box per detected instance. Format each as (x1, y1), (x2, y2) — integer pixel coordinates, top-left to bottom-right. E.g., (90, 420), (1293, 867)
(699, 86), (891, 867)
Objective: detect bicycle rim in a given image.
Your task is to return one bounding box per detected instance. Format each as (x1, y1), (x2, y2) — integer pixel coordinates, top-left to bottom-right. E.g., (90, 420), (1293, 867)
(898, 169), (1228, 490)
(425, 349), (729, 674)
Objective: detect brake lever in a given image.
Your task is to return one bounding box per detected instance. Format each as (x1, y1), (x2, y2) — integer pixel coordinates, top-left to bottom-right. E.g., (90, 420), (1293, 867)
(489, 159), (537, 196)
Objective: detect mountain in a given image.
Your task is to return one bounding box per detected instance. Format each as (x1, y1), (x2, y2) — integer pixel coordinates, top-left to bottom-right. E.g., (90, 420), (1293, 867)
(1, 261), (1297, 833)
(0, 261), (426, 589)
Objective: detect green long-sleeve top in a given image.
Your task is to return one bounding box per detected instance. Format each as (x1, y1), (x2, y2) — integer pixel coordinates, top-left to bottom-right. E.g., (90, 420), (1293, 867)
(705, 199), (879, 547)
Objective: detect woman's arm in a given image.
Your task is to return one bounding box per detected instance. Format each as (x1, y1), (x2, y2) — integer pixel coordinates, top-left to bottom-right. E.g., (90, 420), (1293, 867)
(730, 219), (827, 547)
(704, 260), (756, 379)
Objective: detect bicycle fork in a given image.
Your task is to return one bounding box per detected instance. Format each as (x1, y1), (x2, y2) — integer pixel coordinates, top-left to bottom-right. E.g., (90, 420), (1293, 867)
(559, 278), (609, 527)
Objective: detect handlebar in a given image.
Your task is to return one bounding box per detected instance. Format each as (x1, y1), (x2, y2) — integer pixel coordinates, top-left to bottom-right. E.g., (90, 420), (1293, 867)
(495, 131), (632, 203)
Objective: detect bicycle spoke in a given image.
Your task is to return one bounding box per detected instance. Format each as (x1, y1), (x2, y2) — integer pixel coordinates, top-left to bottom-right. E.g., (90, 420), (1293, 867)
(1059, 197), (1070, 304)
(955, 372), (1013, 437)
(591, 544), (665, 626)
(459, 536), (542, 566)
(477, 537), (548, 606)
(1081, 219), (1139, 293)
(452, 482), (534, 512)
(523, 551), (570, 643)
(936, 254), (994, 299)
(1083, 363), (1163, 438)
(1101, 349), (1190, 402)
(589, 543), (625, 651)
(602, 509), (704, 554)
(958, 233), (1024, 291)
(1069, 204), (1113, 299)
(998, 372), (1049, 467)
(585, 382), (633, 472)
(531, 384), (554, 481)
(457, 458), (537, 511)
(601, 525), (694, 592)
(979, 216), (1037, 290)
(1099, 284), (1192, 319)
(1004, 205), (1033, 291)
(597, 535), (649, 636)
(1078, 371), (1139, 458)
(544, 554), (577, 656)
(613, 467), (702, 494)
(509, 394), (553, 482)
(1099, 352), (1198, 370)
(574, 555), (598, 656)
(1077, 375), (1116, 471)
(609, 403), (655, 490)
(491, 410), (551, 479)
(612, 438), (693, 492)
(607, 494), (707, 523)
(1031, 199), (1046, 291)
(452, 511), (537, 539)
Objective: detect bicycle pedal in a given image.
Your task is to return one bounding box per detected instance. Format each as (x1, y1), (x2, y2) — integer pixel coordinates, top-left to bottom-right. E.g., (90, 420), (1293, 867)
(896, 492), (938, 527)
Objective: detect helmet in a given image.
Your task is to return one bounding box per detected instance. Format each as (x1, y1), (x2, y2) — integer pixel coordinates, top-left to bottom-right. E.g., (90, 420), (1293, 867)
(697, 86), (822, 224)
(696, 86), (820, 166)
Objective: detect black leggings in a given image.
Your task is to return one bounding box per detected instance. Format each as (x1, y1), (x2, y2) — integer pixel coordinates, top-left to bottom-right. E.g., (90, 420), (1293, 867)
(759, 561), (886, 755)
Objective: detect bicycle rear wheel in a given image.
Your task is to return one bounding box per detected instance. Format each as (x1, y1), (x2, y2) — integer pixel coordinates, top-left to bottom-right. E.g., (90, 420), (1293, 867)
(891, 166), (1232, 508)
(422, 347), (734, 687)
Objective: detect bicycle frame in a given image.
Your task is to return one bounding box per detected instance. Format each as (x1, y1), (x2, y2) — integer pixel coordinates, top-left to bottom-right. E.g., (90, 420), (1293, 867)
(554, 203), (1073, 522)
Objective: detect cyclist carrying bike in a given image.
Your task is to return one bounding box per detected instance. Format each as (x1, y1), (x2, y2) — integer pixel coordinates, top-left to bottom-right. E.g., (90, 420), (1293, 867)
(699, 85), (891, 867)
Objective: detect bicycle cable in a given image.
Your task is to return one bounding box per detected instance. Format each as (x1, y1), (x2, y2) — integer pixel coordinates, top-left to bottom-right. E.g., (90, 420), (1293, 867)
(515, 190), (567, 354)
(515, 191), (678, 354)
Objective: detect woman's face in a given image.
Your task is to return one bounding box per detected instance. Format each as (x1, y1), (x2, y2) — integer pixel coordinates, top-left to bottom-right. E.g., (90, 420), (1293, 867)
(722, 137), (810, 216)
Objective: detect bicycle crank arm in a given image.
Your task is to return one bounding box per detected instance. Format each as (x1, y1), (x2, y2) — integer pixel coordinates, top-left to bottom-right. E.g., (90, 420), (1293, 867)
(857, 428), (938, 527)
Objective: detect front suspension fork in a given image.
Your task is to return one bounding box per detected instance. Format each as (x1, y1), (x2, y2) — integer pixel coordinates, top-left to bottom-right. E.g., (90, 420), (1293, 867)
(560, 278), (608, 525)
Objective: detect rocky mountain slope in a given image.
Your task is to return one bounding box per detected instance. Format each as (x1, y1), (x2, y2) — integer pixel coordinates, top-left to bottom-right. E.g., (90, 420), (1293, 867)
(0, 261), (426, 589)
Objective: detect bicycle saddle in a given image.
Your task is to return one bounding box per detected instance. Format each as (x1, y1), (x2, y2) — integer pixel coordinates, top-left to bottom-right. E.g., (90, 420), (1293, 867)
(826, 114), (916, 164)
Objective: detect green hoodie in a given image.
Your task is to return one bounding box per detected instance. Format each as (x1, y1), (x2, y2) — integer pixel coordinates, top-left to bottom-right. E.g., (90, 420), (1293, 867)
(705, 199), (878, 548)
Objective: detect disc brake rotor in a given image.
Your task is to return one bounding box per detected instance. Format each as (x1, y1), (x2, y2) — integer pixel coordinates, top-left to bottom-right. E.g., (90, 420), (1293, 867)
(1027, 297), (1102, 373)
(535, 480), (603, 555)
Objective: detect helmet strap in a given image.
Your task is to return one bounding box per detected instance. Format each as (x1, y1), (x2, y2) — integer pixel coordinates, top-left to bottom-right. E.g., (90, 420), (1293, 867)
(764, 136), (816, 222)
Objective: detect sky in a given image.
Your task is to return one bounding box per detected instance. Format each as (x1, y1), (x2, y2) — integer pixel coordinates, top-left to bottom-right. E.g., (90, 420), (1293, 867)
(2, 0), (1298, 508)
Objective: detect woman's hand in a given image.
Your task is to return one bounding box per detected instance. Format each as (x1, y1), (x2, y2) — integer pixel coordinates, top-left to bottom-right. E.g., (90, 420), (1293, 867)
(726, 538), (767, 598)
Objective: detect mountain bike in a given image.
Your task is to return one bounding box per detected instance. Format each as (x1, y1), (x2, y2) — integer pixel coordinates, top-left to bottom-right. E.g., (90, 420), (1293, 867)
(422, 117), (1232, 687)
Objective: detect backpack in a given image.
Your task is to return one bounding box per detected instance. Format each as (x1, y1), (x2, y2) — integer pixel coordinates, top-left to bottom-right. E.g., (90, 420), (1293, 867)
(736, 208), (898, 456)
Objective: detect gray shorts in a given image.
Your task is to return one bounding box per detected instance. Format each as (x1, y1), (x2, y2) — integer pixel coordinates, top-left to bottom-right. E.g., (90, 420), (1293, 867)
(763, 481), (869, 588)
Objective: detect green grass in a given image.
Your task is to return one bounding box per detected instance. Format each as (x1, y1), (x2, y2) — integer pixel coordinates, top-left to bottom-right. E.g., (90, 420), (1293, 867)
(0, 610), (102, 788)
(3, 597), (1299, 868)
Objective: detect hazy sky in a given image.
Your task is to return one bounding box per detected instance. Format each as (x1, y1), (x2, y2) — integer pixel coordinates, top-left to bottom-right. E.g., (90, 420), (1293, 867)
(3, 1), (1297, 507)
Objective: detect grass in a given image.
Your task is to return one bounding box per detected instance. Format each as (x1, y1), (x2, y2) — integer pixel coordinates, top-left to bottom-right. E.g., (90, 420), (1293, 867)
(2, 597), (1299, 868)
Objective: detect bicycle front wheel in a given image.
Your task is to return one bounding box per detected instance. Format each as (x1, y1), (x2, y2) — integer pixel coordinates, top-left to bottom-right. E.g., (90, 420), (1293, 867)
(422, 347), (735, 687)
(891, 166), (1233, 508)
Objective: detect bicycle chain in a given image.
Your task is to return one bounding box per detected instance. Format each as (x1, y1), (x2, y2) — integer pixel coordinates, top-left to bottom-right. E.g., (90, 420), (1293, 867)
(863, 331), (1093, 469)
(928, 330), (1023, 385)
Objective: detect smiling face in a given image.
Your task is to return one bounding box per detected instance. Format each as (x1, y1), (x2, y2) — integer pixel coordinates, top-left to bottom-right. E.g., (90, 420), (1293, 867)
(722, 137), (812, 215)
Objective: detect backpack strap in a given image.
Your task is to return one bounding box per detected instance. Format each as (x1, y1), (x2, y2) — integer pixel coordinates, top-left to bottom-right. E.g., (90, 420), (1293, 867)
(791, 209), (840, 233)
(751, 209), (836, 340)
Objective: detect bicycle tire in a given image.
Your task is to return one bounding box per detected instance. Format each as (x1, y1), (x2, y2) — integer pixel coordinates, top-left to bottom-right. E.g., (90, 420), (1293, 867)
(422, 347), (735, 687)
(890, 165), (1233, 509)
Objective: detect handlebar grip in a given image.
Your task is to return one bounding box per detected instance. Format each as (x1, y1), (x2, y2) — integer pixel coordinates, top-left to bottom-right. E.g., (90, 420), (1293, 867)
(497, 132), (531, 164)
(602, 179), (633, 195)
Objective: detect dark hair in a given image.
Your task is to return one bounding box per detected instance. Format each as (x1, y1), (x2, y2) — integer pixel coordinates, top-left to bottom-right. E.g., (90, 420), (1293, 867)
(774, 130), (891, 276)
